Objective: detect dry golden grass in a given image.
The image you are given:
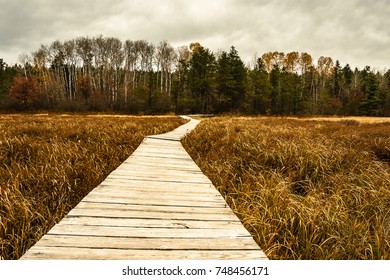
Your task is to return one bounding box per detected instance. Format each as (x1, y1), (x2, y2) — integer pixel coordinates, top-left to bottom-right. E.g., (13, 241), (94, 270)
(289, 116), (390, 124)
(182, 116), (390, 259)
(0, 114), (186, 260)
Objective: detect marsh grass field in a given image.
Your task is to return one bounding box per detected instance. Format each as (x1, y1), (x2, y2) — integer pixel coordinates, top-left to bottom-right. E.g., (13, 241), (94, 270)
(0, 114), (186, 260)
(183, 116), (390, 259)
(1, 114), (389, 260)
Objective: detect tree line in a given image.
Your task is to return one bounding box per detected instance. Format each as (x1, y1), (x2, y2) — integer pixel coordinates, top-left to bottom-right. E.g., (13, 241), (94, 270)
(1, 36), (389, 116)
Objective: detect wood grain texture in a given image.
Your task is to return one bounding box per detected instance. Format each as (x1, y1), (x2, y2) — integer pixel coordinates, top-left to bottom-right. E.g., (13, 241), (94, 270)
(21, 116), (268, 260)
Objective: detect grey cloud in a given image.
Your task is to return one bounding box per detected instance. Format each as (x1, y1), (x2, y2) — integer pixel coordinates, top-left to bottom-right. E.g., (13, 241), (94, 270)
(0, 0), (389, 69)
(0, 0), (123, 61)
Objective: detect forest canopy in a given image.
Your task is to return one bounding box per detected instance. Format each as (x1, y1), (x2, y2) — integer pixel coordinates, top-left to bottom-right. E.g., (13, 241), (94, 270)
(0, 36), (389, 115)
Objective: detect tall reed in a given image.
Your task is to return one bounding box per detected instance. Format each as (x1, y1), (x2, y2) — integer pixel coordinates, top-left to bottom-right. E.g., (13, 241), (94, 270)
(182, 117), (390, 259)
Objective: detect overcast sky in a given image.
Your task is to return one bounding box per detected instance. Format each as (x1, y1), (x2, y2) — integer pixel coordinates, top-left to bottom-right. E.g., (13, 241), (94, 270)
(0, 0), (389, 70)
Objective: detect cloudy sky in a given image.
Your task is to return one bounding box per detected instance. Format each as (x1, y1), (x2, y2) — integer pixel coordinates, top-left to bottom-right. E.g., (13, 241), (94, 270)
(1, 0), (389, 70)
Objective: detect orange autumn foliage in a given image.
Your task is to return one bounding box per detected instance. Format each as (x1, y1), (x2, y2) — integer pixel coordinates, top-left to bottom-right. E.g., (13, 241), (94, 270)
(8, 76), (40, 110)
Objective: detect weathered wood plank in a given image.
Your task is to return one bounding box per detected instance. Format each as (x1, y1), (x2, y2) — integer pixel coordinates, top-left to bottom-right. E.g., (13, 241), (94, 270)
(119, 160), (198, 166)
(33, 235), (260, 250)
(130, 152), (194, 160)
(66, 208), (240, 221)
(80, 194), (227, 208)
(46, 224), (253, 238)
(111, 168), (204, 175)
(106, 174), (209, 183)
(85, 191), (225, 203)
(94, 183), (218, 194)
(22, 247), (266, 260)
(59, 216), (244, 229)
(114, 167), (203, 174)
(73, 201), (234, 215)
(88, 189), (222, 201)
(102, 177), (211, 185)
(119, 162), (202, 171)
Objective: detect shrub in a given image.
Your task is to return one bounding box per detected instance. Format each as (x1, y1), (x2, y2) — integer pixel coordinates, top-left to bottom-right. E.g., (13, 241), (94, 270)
(8, 76), (40, 110)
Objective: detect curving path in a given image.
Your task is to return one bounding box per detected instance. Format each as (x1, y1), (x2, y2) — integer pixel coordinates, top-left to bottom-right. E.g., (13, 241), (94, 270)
(21, 116), (267, 260)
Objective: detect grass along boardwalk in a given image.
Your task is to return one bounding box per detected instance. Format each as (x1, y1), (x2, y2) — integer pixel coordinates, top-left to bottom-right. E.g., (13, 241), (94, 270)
(21, 116), (267, 260)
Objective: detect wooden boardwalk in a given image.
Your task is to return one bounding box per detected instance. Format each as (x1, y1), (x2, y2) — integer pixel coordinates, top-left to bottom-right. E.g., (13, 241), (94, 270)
(21, 116), (267, 260)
